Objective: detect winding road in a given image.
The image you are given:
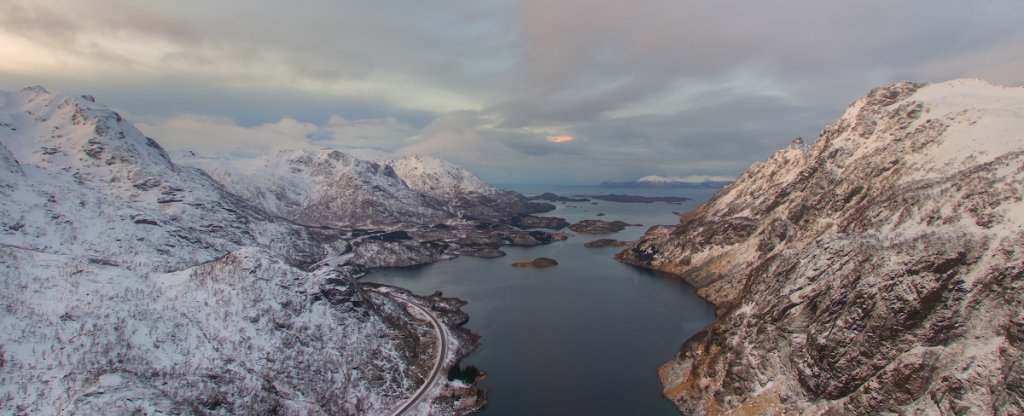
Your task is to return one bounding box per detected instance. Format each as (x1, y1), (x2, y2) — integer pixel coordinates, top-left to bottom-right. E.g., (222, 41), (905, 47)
(383, 291), (450, 416)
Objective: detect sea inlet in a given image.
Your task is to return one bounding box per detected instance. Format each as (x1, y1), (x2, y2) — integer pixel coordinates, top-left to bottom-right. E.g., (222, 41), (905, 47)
(365, 186), (717, 415)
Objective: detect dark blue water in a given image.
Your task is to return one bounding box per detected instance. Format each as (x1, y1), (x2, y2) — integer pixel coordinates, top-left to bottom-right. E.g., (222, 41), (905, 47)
(365, 186), (717, 415)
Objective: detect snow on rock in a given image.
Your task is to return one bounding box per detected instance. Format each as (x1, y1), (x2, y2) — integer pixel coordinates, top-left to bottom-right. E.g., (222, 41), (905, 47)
(0, 140), (22, 177)
(0, 139), (23, 192)
(0, 246), (425, 415)
(618, 79), (1024, 414)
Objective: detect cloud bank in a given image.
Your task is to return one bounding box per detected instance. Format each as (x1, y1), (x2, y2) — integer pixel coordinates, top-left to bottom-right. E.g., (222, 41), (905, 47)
(2, 0), (1022, 183)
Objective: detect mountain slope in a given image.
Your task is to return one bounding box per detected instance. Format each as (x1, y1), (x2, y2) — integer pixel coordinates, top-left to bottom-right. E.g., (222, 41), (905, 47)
(618, 79), (1024, 414)
(0, 86), (353, 270)
(0, 86), (476, 414)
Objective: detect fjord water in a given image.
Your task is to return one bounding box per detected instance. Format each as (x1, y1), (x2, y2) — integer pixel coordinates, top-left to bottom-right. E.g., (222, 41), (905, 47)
(365, 186), (717, 415)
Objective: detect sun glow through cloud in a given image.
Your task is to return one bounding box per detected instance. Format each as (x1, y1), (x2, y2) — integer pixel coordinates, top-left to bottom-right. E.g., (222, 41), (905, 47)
(548, 135), (574, 143)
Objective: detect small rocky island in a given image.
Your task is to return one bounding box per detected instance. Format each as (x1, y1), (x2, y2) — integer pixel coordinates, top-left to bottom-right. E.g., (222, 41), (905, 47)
(568, 219), (641, 234)
(511, 257), (559, 268)
(509, 215), (570, 230)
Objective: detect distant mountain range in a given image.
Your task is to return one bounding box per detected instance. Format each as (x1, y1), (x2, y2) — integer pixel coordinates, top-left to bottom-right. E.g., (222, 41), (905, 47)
(600, 174), (735, 189)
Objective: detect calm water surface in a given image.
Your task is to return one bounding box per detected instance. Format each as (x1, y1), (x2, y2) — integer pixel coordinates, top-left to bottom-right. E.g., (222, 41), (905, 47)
(365, 186), (718, 415)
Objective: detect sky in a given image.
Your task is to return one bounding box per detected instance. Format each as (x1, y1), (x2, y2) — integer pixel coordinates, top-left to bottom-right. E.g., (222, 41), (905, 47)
(2, 0), (1023, 184)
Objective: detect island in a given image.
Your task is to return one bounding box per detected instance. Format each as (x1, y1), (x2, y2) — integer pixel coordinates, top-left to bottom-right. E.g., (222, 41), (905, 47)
(509, 215), (570, 230)
(568, 219), (642, 234)
(511, 257), (559, 268)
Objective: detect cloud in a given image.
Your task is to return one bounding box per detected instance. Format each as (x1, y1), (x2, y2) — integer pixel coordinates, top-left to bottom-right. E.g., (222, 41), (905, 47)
(2, 0), (1023, 184)
(135, 113), (420, 159)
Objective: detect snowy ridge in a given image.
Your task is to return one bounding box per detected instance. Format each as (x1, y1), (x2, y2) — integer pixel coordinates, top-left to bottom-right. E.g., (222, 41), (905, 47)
(618, 79), (1024, 414)
(178, 149), (451, 228)
(177, 149), (550, 228)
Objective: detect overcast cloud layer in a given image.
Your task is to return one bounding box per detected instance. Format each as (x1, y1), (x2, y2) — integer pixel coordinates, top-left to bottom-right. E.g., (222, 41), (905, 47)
(2, 0), (1022, 183)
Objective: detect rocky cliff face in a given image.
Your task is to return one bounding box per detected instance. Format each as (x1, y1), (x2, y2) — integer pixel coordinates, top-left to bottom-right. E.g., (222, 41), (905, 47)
(618, 79), (1024, 414)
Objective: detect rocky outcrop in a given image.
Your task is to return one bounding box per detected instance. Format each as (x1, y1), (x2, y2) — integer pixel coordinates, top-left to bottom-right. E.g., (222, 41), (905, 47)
(569, 219), (641, 234)
(618, 79), (1024, 414)
(511, 257), (559, 268)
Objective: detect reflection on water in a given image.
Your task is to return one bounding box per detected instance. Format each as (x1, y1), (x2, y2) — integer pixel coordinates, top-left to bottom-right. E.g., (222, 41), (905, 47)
(364, 186), (718, 416)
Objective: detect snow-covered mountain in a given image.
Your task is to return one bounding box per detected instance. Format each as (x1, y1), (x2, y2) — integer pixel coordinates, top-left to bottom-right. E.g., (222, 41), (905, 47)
(0, 86), (352, 270)
(178, 149), (451, 228)
(0, 86), (482, 414)
(177, 151), (552, 228)
(600, 174), (735, 189)
(382, 155), (555, 222)
(618, 79), (1024, 414)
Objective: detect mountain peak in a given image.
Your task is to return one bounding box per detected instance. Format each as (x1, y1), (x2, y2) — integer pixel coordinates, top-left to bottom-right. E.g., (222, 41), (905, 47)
(382, 154), (498, 199)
